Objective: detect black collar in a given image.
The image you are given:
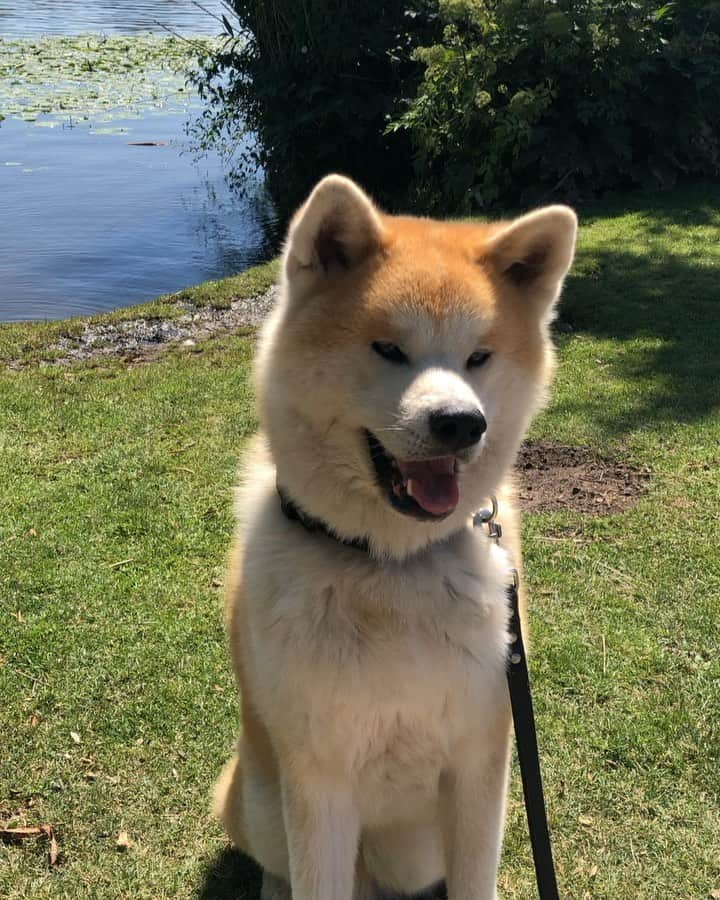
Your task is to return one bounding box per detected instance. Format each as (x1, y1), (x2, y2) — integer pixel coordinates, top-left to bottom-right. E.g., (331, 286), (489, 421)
(277, 487), (494, 557)
(278, 485), (371, 553)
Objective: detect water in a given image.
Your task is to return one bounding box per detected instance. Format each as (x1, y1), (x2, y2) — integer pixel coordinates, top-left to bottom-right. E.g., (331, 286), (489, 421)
(0, 0), (230, 37)
(1, 116), (276, 322)
(0, 2), (278, 323)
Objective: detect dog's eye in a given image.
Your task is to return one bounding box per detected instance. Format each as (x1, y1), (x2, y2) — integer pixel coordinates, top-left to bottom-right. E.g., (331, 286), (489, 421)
(467, 350), (492, 369)
(372, 341), (408, 364)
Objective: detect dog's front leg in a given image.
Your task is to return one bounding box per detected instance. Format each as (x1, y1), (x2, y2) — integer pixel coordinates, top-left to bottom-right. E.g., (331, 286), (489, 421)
(281, 773), (360, 900)
(440, 732), (511, 900)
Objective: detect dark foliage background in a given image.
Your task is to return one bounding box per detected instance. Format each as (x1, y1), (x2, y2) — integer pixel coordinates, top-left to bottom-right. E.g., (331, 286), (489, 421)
(189, 1), (439, 218)
(191, 1), (720, 217)
(394, 0), (720, 212)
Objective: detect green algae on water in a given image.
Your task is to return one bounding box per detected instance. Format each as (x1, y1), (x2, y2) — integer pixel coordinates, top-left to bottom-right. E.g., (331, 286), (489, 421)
(0, 34), (218, 125)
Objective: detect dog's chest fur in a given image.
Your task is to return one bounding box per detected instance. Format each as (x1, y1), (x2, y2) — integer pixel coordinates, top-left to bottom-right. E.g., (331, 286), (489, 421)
(243, 490), (512, 826)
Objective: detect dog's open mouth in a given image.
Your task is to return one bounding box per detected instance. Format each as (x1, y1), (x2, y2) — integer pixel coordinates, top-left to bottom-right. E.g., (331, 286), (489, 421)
(366, 430), (460, 521)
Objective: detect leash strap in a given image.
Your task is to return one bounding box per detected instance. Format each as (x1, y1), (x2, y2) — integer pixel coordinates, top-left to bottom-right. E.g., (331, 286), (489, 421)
(506, 577), (560, 900)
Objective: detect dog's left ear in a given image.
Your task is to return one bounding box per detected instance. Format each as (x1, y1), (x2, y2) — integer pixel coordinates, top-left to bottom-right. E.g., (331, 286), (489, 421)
(483, 205), (577, 314)
(284, 175), (384, 285)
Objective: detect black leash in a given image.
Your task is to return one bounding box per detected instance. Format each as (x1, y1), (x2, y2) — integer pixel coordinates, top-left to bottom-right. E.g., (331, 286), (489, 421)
(475, 502), (560, 900)
(279, 486), (560, 900)
(506, 576), (560, 899)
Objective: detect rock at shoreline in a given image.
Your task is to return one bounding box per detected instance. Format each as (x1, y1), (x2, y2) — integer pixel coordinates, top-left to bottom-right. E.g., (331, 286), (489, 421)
(47, 285), (279, 364)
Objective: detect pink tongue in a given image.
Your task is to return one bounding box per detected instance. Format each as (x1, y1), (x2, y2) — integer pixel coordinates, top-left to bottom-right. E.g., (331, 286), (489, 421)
(398, 457), (459, 516)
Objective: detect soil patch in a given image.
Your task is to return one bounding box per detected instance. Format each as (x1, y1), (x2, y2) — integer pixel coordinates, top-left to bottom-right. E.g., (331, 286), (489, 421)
(515, 441), (650, 515)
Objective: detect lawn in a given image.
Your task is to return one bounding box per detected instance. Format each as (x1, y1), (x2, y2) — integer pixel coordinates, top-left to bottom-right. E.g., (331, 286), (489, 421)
(1, 183), (719, 899)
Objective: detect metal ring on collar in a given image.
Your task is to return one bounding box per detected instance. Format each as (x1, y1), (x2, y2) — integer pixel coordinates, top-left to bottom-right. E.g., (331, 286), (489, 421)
(472, 494), (498, 528)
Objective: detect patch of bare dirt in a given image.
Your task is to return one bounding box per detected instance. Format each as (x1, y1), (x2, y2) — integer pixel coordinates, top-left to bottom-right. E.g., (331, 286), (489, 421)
(515, 441), (650, 514)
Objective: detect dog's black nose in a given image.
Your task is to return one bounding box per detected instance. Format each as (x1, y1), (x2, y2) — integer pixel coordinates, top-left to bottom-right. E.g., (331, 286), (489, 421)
(429, 408), (487, 452)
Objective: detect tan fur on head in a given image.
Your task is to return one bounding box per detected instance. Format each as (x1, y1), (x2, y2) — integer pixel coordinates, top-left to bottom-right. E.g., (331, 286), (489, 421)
(482, 204), (577, 318)
(285, 175), (385, 285)
(253, 177), (576, 560)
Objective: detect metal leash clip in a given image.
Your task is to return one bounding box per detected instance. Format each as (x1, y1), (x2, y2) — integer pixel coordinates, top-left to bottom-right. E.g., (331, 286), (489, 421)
(472, 495), (502, 543)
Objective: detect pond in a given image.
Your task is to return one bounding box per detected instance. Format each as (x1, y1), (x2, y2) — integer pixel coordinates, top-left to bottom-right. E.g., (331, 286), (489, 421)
(0, 0), (231, 38)
(0, 2), (278, 323)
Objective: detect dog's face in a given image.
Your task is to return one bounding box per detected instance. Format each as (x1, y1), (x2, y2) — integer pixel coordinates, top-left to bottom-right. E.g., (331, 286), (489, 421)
(256, 176), (576, 557)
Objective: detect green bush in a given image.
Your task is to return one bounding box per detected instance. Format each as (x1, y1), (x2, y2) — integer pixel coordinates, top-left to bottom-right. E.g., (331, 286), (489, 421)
(192, 1), (720, 216)
(189, 1), (439, 218)
(390, 0), (720, 211)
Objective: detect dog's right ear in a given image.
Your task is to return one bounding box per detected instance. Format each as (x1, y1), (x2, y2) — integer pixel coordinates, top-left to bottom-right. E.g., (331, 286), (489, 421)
(284, 175), (384, 284)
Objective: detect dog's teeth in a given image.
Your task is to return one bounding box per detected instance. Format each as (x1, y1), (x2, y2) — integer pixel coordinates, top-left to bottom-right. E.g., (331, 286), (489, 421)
(406, 479), (415, 498)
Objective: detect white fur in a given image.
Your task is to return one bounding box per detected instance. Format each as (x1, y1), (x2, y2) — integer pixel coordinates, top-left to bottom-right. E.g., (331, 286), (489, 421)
(239, 483), (512, 899)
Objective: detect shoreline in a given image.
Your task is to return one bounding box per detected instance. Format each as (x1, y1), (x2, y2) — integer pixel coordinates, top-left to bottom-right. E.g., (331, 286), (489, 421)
(0, 261), (279, 367)
(42, 283), (279, 366)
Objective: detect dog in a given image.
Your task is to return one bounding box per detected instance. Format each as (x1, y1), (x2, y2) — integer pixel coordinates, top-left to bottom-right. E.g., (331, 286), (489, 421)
(214, 175), (577, 900)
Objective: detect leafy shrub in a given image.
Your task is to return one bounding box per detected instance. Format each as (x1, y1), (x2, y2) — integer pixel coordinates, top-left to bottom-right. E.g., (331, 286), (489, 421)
(189, 1), (439, 217)
(390, 0), (720, 211)
(192, 1), (720, 216)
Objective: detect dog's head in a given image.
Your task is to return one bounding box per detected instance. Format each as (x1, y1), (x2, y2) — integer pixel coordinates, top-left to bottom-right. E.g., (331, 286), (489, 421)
(256, 175), (576, 558)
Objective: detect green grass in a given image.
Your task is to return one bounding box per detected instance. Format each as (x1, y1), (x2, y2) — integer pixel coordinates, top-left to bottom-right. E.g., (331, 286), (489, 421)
(1, 184), (719, 898)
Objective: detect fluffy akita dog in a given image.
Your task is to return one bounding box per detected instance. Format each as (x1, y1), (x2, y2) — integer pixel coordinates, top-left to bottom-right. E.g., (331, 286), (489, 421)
(215, 175), (576, 900)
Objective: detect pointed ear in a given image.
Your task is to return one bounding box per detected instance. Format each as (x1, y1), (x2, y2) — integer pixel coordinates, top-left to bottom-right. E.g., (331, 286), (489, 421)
(284, 175), (384, 282)
(484, 205), (577, 312)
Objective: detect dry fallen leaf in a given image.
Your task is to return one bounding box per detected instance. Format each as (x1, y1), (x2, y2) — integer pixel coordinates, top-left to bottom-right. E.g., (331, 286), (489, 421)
(28, 528), (37, 537)
(0, 823), (59, 868)
(589, 864), (598, 878)
(116, 830), (132, 851)
(0, 826), (45, 842)
(70, 731), (81, 745)
(709, 890), (720, 899)
(47, 828), (59, 867)
(578, 815), (594, 826)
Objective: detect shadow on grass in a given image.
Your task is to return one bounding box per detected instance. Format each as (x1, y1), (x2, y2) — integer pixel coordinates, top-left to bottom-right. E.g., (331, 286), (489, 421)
(196, 845), (262, 900)
(195, 848), (449, 900)
(557, 184), (720, 437)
